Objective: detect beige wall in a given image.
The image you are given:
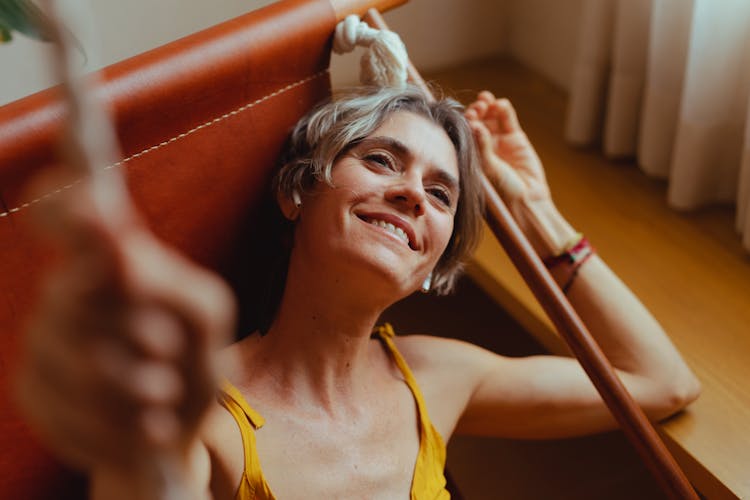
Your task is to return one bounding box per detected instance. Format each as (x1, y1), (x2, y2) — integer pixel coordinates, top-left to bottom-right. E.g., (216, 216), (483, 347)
(1, 0), (586, 104)
(0, 0), (584, 105)
(334, 0), (508, 86)
(0, 0), (507, 106)
(506, 0), (583, 90)
(0, 0), (277, 105)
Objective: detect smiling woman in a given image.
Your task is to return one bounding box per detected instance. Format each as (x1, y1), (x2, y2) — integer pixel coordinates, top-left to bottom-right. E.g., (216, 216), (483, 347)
(14, 80), (702, 499)
(212, 87), (482, 499)
(275, 86), (484, 297)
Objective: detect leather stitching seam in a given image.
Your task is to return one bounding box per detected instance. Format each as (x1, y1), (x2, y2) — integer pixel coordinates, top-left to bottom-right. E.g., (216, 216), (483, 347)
(0, 69), (329, 219)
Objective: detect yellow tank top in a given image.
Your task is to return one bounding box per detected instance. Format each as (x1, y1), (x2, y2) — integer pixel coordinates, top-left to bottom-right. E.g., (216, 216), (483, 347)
(217, 323), (450, 499)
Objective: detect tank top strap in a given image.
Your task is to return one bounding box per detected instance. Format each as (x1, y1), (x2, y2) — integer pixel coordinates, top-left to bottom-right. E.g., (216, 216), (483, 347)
(373, 323), (432, 433)
(373, 323), (449, 498)
(220, 380), (266, 429)
(218, 380), (275, 499)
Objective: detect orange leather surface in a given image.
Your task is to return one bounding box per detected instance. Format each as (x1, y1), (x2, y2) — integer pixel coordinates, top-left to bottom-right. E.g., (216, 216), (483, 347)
(0, 0), (335, 497)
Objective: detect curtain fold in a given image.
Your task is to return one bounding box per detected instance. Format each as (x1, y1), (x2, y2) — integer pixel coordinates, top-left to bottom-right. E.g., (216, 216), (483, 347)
(565, 0), (615, 146)
(604, 0), (652, 157)
(638, 0), (691, 178)
(567, 0), (750, 252)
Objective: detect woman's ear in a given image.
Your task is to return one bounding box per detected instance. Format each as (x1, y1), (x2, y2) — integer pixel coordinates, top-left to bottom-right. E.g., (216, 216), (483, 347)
(277, 189), (301, 221)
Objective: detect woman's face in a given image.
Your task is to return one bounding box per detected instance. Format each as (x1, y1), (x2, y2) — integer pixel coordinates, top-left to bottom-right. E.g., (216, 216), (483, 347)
(292, 111), (460, 299)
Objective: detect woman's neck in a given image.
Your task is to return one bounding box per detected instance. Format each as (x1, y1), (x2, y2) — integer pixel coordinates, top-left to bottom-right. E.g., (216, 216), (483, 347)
(246, 259), (395, 417)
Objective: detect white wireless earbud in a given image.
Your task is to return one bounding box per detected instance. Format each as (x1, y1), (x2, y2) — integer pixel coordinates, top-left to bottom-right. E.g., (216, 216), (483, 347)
(292, 190), (302, 208)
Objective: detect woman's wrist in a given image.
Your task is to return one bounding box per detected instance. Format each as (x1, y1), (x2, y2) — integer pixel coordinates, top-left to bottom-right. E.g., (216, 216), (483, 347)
(513, 198), (597, 292)
(513, 197), (578, 259)
(543, 236), (596, 292)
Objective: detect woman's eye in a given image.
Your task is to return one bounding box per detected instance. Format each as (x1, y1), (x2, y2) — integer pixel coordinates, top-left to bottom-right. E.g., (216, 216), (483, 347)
(364, 153), (395, 170)
(429, 187), (452, 206)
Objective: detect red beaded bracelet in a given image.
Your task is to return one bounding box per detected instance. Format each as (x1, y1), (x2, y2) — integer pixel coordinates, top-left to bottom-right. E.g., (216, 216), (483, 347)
(542, 236), (595, 293)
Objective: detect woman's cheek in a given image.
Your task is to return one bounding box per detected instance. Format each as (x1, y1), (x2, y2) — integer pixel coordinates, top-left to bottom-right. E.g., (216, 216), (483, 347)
(433, 219), (455, 262)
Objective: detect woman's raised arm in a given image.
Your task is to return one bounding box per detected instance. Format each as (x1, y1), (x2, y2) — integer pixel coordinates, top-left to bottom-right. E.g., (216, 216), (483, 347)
(447, 91), (702, 438)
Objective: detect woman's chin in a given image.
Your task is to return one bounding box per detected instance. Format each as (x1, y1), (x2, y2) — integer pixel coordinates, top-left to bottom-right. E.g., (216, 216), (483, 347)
(332, 262), (420, 305)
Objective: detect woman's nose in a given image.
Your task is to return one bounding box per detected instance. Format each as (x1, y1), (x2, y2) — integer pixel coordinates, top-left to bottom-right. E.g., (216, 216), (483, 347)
(386, 176), (426, 216)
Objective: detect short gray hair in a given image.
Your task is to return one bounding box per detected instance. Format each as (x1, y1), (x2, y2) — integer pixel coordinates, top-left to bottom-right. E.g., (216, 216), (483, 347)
(275, 86), (484, 294)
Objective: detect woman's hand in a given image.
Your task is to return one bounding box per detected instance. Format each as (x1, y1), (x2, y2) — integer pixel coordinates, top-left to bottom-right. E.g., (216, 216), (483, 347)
(15, 175), (235, 484)
(465, 91), (550, 204)
(465, 91), (576, 257)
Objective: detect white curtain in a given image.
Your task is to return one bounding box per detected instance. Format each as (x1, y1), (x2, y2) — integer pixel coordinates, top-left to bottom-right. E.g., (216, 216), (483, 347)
(566, 0), (750, 251)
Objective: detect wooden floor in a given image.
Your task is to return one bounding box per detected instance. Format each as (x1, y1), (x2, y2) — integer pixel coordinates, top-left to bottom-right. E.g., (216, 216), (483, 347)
(384, 55), (750, 499)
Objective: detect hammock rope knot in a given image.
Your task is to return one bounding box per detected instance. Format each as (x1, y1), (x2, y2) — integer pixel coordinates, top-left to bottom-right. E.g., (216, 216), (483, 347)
(333, 14), (408, 88)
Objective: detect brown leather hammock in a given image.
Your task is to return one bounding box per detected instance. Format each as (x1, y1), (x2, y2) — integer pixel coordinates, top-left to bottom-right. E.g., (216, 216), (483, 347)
(0, 0), (694, 497)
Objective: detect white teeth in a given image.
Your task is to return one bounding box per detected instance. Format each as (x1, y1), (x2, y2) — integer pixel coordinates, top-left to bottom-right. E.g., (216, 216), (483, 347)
(367, 218), (410, 246)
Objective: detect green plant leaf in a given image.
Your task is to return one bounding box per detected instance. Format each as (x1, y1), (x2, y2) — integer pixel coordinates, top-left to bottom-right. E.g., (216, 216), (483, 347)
(0, 24), (12, 43)
(0, 0), (51, 42)
(0, 0), (86, 62)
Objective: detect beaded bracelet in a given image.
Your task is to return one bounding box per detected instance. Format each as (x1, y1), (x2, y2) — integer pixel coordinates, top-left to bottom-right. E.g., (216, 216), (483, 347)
(542, 235), (595, 293)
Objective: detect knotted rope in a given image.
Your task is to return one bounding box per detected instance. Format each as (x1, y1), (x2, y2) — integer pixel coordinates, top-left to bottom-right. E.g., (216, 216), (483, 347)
(333, 14), (408, 87)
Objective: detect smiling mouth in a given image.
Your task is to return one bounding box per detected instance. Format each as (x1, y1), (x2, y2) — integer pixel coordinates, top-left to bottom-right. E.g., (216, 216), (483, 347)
(357, 215), (415, 249)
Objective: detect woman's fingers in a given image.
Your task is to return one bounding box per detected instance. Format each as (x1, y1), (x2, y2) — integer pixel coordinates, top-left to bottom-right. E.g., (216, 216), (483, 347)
(17, 169), (235, 472)
(124, 231), (236, 356)
(112, 233), (236, 438)
(468, 119), (499, 170)
(19, 342), (142, 470)
(29, 308), (179, 416)
(139, 405), (181, 448)
(466, 99), (489, 119)
(468, 118), (524, 198)
(467, 92), (554, 202)
(128, 306), (185, 360)
(478, 90), (496, 103)
(17, 368), (138, 470)
(486, 98), (522, 135)
(91, 338), (184, 406)
(22, 300), (202, 469)
(467, 92), (523, 136)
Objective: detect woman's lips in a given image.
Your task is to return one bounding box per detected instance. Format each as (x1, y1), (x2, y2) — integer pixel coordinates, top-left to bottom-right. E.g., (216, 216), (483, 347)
(356, 212), (418, 250)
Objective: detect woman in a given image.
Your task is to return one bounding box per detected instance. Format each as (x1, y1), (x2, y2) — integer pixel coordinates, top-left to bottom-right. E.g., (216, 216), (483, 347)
(16, 86), (701, 499)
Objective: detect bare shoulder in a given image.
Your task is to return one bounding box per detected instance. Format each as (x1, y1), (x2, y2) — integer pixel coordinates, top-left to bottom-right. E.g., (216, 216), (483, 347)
(200, 399), (245, 499)
(202, 338), (249, 464)
(392, 333), (500, 376)
(391, 333), (501, 440)
(199, 340), (251, 498)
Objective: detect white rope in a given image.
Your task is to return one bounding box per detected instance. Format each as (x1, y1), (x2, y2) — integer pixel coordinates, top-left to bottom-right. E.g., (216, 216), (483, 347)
(333, 15), (408, 88)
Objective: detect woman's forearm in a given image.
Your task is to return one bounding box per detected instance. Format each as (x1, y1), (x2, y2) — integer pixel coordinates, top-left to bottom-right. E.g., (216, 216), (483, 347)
(519, 199), (701, 416)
